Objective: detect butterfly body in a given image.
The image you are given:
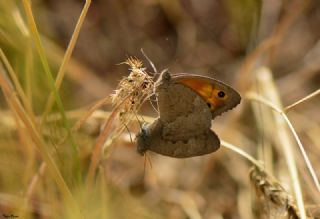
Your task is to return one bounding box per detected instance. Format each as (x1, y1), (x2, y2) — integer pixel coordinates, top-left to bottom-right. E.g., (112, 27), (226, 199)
(136, 71), (241, 158)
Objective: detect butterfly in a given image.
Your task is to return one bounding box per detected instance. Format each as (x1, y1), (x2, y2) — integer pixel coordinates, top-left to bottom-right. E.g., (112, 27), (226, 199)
(136, 71), (241, 158)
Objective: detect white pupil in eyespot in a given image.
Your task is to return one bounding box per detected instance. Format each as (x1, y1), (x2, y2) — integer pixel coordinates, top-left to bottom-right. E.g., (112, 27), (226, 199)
(218, 91), (225, 98)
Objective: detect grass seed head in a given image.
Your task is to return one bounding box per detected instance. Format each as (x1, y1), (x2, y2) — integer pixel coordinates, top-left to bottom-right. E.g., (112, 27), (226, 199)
(250, 167), (299, 219)
(111, 57), (154, 125)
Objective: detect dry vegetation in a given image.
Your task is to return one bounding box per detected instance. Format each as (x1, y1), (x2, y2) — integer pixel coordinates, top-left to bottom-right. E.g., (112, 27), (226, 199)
(0, 0), (319, 218)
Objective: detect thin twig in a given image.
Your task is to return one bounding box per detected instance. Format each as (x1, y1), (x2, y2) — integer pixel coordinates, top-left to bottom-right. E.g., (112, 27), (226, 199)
(285, 88), (320, 112)
(72, 96), (111, 132)
(221, 140), (264, 169)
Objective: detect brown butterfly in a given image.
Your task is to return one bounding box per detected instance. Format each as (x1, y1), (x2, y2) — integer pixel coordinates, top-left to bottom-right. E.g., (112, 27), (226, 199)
(136, 71), (241, 158)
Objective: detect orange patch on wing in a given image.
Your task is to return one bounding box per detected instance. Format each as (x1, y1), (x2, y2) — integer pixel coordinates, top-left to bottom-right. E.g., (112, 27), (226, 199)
(178, 78), (225, 110)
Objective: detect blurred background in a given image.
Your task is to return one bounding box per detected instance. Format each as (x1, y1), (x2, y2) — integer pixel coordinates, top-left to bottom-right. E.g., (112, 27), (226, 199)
(0, 0), (319, 218)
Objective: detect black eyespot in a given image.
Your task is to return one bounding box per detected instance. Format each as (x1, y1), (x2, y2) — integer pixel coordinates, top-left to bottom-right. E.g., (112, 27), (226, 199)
(218, 91), (225, 98)
(207, 103), (211, 108)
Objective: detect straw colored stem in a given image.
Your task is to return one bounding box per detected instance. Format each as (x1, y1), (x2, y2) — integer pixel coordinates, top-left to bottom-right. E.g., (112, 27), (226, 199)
(248, 92), (320, 192)
(285, 88), (320, 112)
(42, 0), (91, 122)
(72, 96), (111, 132)
(0, 49), (37, 126)
(221, 140), (264, 169)
(86, 96), (129, 187)
(247, 91), (308, 219)
(0, 71), (84, 218)
(22, 0), (80, 173)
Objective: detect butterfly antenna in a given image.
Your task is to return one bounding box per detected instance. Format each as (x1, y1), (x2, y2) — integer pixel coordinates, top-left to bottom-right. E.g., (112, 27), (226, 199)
(154, 68), (168, 82)
(141, 48), (157, 74)
(143, 92), (159, 114)
(134, 112), (145, 129)
(143, 154), (147, 178)
(152, 91), (159, 112)
(146, 153), (153, 169)
(123, 123), (133, 143)
(140, 114), (147, 124)
(143, 153), (153, 178)
(149, 98), (159, 114)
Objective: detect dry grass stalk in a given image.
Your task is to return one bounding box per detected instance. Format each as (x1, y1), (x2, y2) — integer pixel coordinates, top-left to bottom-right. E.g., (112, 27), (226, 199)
(250, 70), (275, 174)
(248, 90), (320, 192)
(41, 0), (92, 123)
(250, 166), (300, 219)
(72, 96), (111, 132)
(43, 36), (110, 98)
(0, 49), (37, 126)
(221, 140), (263, 169)
(73, 57), (153, 136)
(86, 57), (154, 186)
(0, 67), (83, 218)
(248, 67), (308, 219)
(285, 89), (320, 112)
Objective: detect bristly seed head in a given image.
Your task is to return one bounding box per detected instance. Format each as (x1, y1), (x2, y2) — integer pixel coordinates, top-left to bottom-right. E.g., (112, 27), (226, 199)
(250, 167), (299, 218)
(123, 57), (144, 70)
(111, 57), (154, 125)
